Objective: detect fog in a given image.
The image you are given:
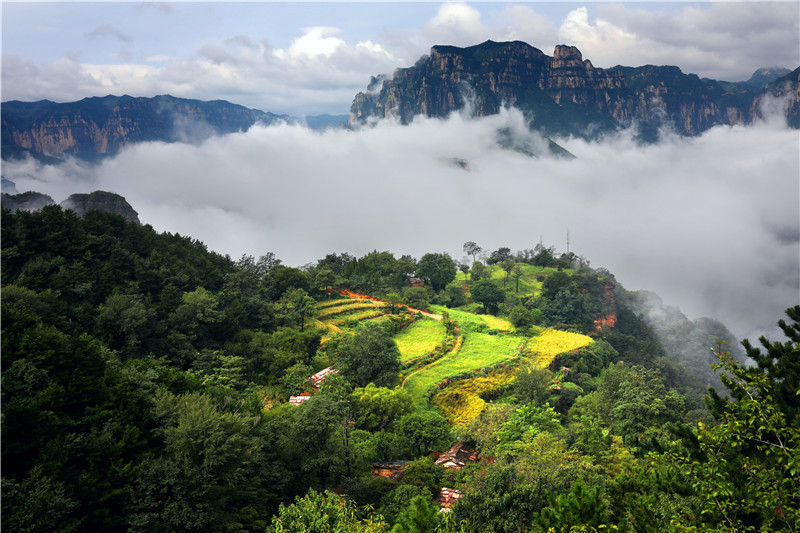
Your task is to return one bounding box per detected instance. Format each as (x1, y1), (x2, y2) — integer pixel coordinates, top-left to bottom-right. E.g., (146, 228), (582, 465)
(2, 107), (798, 341)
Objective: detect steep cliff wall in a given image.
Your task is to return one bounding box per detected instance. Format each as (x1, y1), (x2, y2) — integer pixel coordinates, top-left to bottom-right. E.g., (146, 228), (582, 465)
(1, 95), (287, 160)
(350, 40), (797, 139)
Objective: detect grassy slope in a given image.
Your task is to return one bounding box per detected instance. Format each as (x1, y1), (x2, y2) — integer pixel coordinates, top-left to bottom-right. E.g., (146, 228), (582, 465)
(403, 332), (521, 400)
(394, 318), (447, 362)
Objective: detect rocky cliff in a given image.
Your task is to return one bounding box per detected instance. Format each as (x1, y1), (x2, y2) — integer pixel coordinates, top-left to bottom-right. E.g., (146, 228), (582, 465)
(60, 191), (140, 223)
(1, 191), (56, 212)
(2, 190), (139, 223)
(350, 40), (798, 140)
(2, 95), (288, 161)
(752, 67), (800, 128)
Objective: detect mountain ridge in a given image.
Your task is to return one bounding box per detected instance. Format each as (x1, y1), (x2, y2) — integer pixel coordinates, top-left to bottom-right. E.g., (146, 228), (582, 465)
(1, 94), (290, 161)
(349, 40), (799, 140)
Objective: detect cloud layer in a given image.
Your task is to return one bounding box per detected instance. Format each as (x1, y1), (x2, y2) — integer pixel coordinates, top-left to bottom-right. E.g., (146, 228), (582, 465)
(3, 107), (798, 341)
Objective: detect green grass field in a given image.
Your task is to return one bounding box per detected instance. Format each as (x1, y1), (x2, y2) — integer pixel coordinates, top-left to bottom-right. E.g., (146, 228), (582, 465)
(403, 332), (521, 400)
(394, 318), (447, 362)
(450, 263), (564, 298)
(430, 306), (514, 333)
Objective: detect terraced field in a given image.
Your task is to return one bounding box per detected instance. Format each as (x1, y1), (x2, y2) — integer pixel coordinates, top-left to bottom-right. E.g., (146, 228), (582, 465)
(524, 329), (593, 369)
(402, 332), (521, 400)
(394, 318), (447, 362)
(315, 297), (386, 335)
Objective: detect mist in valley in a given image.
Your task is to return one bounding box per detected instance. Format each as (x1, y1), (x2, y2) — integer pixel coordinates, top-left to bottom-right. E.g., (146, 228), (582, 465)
(3, 106), (798, 341)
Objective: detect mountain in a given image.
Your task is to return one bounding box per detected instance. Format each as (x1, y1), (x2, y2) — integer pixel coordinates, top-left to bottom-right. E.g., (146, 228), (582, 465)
(1, 94), (289, 161)
(0, 191), (55, 212)
(60, 191), (140, 223)
(752, 66), (800, 128)
(349, 40), (798, 140)
(739, 66), (792, 91)
(2, 189), (139, 223)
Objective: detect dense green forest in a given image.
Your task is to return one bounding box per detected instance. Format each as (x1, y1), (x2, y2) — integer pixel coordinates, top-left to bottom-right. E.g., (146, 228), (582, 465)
(2, 205), (798, 532)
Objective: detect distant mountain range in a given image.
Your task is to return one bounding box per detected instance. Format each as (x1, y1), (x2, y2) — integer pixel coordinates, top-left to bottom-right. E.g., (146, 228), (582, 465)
(1, 40), (797, 161)
(349, 41), (799, 140)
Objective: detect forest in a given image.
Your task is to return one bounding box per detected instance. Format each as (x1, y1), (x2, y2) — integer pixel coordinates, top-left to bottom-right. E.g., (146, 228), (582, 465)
(1, 205), (798, 533)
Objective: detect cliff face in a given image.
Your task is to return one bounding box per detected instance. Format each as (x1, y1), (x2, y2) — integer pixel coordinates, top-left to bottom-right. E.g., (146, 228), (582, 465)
(350, 40), (798, 139)
(2, 95), (287, 160)
(752, 67), (800, 128)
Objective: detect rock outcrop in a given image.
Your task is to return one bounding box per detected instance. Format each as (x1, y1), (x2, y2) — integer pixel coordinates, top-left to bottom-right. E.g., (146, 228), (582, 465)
(2, 189), (140, 223)
(2, 95), (288, 161)
(350, 40), (798, 140)
(1, 191), (56, 212)
(60, 191), (140, 223)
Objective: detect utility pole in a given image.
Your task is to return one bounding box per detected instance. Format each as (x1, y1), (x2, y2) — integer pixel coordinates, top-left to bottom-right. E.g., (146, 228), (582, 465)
(566, 229), (570, 255)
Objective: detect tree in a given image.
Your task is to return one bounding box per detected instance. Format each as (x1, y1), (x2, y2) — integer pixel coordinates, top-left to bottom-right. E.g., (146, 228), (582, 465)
(488, 247), (512, 265)
(662, 342), (800, 531)
(536, 480), (611, 532)
(511, 265), (524, 293)
(708, 305), (800, 423)
(350, 384), (413, 431)
(336, 322), (401, 388)
(500, 259), (514, 288)
(270, 489), (389, 533)
(416, 253), (457, 292)
(277, 287), (317, 331)
(391, 494), (441, 533)
(470, 279), (505, 314)
(470, 261), (490, 283)
(396, 411), (452, 456)
(314, 268), (336, 296)
(462, 242), (482, 265)
(458, 261), (470, 282)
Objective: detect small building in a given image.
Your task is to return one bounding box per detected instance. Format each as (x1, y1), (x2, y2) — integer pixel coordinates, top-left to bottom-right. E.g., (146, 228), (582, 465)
(437, 487), (463, 512)
(288, 394), (311, 405)
(409, 277), (425, 287)
(434, 442), (478, 470)
(370, 461), (410, 482)
(310, 366), (339, 390)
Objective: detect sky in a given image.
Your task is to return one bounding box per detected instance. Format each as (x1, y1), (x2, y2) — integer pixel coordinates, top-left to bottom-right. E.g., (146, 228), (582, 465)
(1, 2), (799, 341)
(2, 1), (799, 116)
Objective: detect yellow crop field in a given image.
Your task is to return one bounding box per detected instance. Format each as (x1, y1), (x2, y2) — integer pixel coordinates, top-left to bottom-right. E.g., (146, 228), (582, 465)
(317, 301), (381, 318)
(434, 370), (517, 427)
(525, 329), (592, 369)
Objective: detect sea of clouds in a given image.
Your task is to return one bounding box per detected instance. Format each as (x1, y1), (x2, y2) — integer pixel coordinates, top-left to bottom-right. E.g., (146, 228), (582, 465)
(3, 106), (798, 341)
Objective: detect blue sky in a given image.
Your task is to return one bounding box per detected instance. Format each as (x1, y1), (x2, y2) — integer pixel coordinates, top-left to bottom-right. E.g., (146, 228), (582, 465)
(3, 1), (798, 115)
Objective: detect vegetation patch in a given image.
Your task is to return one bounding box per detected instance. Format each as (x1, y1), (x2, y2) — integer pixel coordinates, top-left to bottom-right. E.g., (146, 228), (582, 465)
(394, 318), (447, 363)
(403, 332), (521, 400)
(434, 369), (517, 427)
(317, 300), (382, 318)
(524, 329), (593, 369)
(431, 306), (514, 333)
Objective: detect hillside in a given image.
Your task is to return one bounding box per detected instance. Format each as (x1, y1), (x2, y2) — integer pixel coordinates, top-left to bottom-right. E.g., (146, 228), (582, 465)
(349, 40), (799, 140)
(2, 203), (796, 532)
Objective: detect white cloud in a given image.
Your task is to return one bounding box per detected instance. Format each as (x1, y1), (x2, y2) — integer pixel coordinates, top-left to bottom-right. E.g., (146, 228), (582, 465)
(423, 3), (487, 47)
(280, 27), (346, 59)
(4, 109), (797, 340)
(559, 3), (799, 80)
